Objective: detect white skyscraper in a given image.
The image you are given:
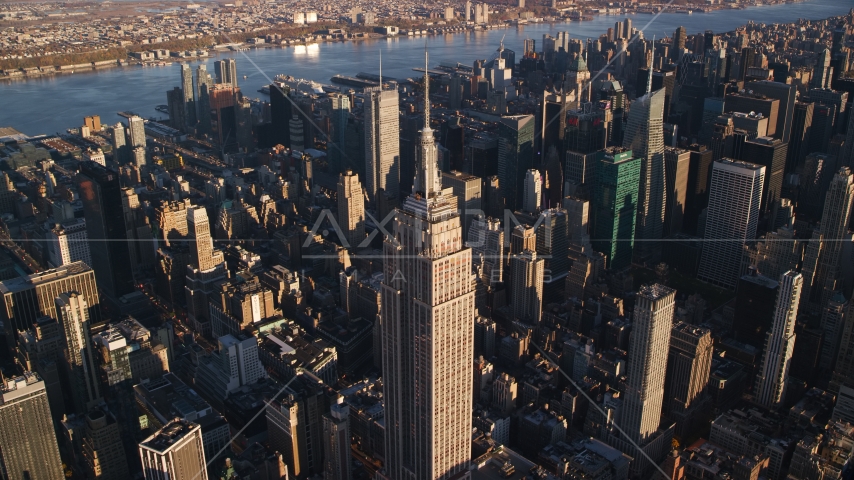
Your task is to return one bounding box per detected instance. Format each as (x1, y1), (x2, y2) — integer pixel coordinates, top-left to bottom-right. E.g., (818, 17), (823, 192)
(185, 206), (227, 332)
(509, 250), (544, 325)
(379, 50), (475, 480)
(365, 78), (400, 202)
(755, 271), (802, 408)
(623, 88), (666, 263)
(46, 218), (92, 268)
(337, 170), (366, 248)
(523, 169), (542, 214)
(127, 115), (146, 148)
(697, 159), (765, 289)
(610, 284), (676, 477)
(56, 292), (102, 411)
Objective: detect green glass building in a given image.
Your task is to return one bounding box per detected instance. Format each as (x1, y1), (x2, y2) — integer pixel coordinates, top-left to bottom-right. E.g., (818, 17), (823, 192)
(592, 147), (641, 270)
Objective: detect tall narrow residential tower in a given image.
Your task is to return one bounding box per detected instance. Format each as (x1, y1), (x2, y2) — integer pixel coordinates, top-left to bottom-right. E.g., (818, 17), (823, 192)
(379, 50), (475, 480)
(755, 271), (802, 408)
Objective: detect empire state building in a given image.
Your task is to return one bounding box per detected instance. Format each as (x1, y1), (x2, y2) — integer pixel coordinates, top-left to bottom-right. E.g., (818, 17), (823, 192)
(379, 51), (476, 480)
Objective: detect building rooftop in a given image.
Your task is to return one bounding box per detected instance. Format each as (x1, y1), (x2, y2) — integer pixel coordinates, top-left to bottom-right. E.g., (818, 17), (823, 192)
(638, 283), (675, 300)
(471, 445), (536, 480)
(0, 260), (92, 293)
(140, 419), (200, 453)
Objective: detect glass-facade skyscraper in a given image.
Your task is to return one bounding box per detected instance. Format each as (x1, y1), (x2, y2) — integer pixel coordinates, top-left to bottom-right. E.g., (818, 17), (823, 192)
(592, 147), (640, 270)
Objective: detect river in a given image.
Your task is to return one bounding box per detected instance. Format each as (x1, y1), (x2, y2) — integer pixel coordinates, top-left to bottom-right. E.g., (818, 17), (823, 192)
(1, 0), (850, 135)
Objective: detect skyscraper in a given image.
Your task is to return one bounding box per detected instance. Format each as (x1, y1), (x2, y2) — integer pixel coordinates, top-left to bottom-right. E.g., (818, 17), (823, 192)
(523, 168), (542, 214)
(497, 115), (535, 212)
(697, 159), (765, 289)
(214, 58), (237, 86)
(76, 161), (136, 300)
(592, 147), (641, 270)
(322, 398), (351, 480)
(800, 167), (854, 313)
(441, 170), (482, 240)
(742, 136), (787, 213)
(127, 115), (146, 148)
(181, 64), (197, 129)
(665, 322), (712, 438)
(364, 83), (400, 202)
(0, 262), (99, 353)
(663, 147), (690, 236)
(166, 87), (186, 133)
(196, 65), (213, 135)
(755, 271), (802, 408)
(610, 284), (675, 477)
(337, 170), (365, 248)
(509, 250), (544, 325)
(139, 419), (208, 480)
(467, 215), (504, 287)
(0, 372), (65, 480)
(380, 52), (475, 480)
(623, 88), (666, 263)
(812, 48), (831, 90)
(185, 206), (227, 333)
(46, 218), (92, 268)
(83, 407), (130, 480)
(329, 93), (351, 173)
(56, 292), (101, 411)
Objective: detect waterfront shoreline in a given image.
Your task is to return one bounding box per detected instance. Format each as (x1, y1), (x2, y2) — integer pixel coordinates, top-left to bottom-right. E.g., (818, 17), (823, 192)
(0, 0), (841, 83)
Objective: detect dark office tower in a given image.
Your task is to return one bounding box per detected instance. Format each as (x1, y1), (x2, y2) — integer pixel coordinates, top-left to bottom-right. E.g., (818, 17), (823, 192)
(536, 209), (569, 303)
(623, 88), (666, 264)
(0, 373), (65, 480)
(809, 103), (837, 155)
(328, 93), (350, 174)
(769, 62), (789, 83)
(671, 26), (686, 60)
(484, 176), (502, 219)
(592, 147), (641, 270)
(703, 30), (715, 52)
(710, 115), (734, 161)
(787, 102), (814, 174)
(565, 105), (606, 196)
(599, 81), (625, 146)
(196, 65), (213, 134)
(269, 82), (292, 147)
(399, 114), (421, 196)
(698, 97), (725, 146)
(497, 115), (535, 212)
(734, 267), (779, 349)
(664, 147), (690, 236)
(214, 58), (237, 86)
(739, 48), (755, 83)
(181, 64), (197, 129)
(664, 322), (713, 440)
(684, 144), (713, 236)
(743, 137), (787, 213)
(166, 87), (186, 133)
(541, 92), (566, 167)
(76, 162), (135, 300)
(812, 49), (832, 90)
(0, 262), (99, 354)
(636, 70), (676, 118)
(614, 21), (623, 41)
(748, 80), (797, 144)
(807, 89), (849, 135)
(441, 118), (465, 172)
(724, 92), (780, 137)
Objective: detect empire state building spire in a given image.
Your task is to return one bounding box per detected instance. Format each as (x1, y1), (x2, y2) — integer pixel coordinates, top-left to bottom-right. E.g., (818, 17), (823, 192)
(412, 47), (442, 199)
